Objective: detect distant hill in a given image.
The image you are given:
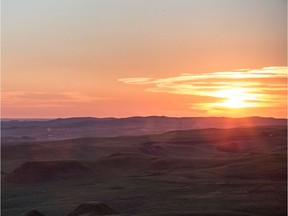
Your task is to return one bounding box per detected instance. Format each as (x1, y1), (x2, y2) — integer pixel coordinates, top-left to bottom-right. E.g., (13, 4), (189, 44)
(1, 116), (286, 141)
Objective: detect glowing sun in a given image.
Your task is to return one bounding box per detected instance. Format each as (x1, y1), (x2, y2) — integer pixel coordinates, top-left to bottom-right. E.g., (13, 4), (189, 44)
(221, 96), (249, 108)
(211, 88), (258, 109)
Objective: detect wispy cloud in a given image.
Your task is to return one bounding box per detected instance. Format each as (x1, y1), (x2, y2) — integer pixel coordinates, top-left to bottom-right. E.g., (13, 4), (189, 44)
(118, 77), (154, 85)
(2, 91), (112, 108)
(119, 66), (287, 114)
(120, 66), (286, 85)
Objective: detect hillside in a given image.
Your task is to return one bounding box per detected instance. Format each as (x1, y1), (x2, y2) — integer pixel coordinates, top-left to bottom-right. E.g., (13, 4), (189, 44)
(1, 125), (287, 216)
(1, 116), (286, 141)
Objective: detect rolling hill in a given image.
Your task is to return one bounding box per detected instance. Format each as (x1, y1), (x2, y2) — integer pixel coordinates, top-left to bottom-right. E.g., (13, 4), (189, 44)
(1, 116), (286, 141)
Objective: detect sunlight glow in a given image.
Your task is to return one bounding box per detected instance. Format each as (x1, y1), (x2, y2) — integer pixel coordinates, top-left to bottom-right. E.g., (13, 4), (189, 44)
(118, 66), (287, 117)
(210, 88), (258, 109)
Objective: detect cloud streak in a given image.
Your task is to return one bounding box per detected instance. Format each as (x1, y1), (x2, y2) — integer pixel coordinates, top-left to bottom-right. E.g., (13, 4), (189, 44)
(119, 66), (287, 114)
(119, 66), (286, 85)
(2, 91), (112, 108)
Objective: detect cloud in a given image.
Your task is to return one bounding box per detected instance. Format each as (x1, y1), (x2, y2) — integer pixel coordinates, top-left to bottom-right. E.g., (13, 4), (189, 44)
(120, 67), (286, 86)
(2, 91), (112, 108)
(119, 66), (287, 114)
(118, 77), (154, 85)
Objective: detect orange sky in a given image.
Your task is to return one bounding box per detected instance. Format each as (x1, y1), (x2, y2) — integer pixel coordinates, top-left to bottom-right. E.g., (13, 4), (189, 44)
(2, 0), (287, 118)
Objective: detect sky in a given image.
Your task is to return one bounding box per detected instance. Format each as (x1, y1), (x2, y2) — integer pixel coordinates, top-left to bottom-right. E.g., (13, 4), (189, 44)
(2, 0), (287, 118)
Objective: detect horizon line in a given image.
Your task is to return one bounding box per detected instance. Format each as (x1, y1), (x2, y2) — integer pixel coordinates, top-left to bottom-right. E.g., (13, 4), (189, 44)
(1, 115), (287, 120)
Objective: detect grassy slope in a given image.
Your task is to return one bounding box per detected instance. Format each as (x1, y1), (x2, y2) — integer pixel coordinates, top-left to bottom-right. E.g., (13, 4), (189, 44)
(1, 126), (287, 216)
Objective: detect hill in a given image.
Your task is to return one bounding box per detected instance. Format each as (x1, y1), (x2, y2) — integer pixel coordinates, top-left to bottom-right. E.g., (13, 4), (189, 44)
(1, 116), (286, 141)
(2, 126), (287, 216)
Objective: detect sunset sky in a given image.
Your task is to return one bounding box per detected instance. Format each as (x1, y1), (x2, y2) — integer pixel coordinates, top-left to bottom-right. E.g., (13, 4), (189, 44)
(2, 0), (287, 118)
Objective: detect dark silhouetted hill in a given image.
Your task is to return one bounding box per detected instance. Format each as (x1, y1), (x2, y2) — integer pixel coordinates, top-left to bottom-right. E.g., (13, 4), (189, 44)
(67, 202), (119, 216)
(5, 160), (91, 183)
(1, 116), (286, 141)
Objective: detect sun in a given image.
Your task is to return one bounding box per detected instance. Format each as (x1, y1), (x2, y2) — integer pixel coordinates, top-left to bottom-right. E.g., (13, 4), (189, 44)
(221, 95), (249, 108)
(211, 88), (258, 109)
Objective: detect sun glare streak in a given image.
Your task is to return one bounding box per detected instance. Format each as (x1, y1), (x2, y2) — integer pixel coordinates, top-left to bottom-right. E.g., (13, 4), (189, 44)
(208, 88), (259, 109)
(221, 97), (252, 108)
(210, 87), (261, 108)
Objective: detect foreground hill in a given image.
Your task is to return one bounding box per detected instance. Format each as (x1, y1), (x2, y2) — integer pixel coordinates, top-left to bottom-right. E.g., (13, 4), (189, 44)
(1, 116), (286, 141)
(2, 126), (286, 216)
